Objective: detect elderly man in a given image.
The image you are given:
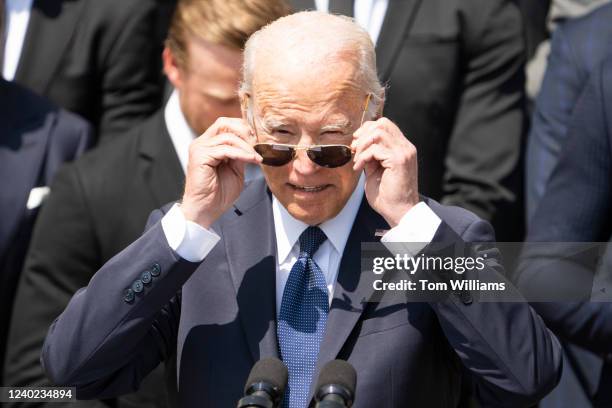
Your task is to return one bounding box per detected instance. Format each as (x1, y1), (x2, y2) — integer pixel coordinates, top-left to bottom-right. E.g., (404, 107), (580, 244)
(41, 12), (561, 408)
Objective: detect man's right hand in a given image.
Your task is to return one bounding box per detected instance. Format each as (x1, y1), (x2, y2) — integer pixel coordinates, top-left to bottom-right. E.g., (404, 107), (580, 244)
(180, 118), (261, 228)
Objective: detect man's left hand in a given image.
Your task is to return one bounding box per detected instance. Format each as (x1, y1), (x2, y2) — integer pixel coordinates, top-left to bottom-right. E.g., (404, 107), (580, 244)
(352, 117), (420, 227)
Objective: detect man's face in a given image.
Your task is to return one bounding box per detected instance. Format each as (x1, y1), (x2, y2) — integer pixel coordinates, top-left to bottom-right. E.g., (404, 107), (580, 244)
(164, 38), (242, 135)
(247, 59), (365, 226)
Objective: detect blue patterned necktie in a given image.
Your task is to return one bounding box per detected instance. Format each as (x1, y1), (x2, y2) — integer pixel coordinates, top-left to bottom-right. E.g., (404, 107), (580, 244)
(278, 226), (329, 408)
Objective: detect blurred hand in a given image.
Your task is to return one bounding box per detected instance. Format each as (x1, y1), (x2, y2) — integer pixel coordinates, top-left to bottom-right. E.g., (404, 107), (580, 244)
(180, 117), (261, 228)
(352, 117), (420, 227)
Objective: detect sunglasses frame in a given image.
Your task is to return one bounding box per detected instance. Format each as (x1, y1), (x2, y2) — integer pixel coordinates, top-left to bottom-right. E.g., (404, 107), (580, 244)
(247, 93), (373, 168)
(253, 143), (354, 168)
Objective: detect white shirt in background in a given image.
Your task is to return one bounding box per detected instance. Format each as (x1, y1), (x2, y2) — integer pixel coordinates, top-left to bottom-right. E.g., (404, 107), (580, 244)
(315, 0), (389, 45)
(2, 0), (33, 80)
(164, 90), (195, 174)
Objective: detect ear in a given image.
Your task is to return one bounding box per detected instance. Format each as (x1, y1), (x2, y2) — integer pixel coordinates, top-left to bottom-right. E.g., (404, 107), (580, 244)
(239, 91), (250, 122)
(163, 47), (184, 90)
(376, 88), (386, 119)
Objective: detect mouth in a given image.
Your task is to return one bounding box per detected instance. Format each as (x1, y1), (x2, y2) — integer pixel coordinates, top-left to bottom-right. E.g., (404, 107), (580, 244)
(288, 183), (331, 193)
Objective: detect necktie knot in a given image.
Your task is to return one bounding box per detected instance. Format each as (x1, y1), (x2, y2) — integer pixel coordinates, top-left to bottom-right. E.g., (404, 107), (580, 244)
(298, 226), (327, 258)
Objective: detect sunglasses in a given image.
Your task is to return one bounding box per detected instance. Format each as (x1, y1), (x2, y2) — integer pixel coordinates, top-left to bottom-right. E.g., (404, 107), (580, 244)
(247, 93), (373, 169)
(254, 143), (354, 168)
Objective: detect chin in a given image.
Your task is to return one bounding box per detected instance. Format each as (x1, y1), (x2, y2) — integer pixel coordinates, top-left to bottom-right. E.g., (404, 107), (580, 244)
(286, 201), (341, 226)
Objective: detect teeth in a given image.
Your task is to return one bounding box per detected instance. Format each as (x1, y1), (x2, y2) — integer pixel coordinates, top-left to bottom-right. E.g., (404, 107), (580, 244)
(294, 185), (325, 192)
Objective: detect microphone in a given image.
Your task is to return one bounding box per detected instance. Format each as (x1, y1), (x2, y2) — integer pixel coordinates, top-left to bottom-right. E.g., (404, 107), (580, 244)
(314, 360), (356, 408)
(237, 357), (288, 408)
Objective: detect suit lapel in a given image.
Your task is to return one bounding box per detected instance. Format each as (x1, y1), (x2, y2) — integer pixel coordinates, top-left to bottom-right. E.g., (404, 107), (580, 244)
(14, 0), (84, 94)
(313, 199), (389, 382)
(375, 0), (423, 82)
(224, 180), (280, 361)
(137, 113), (184, 207)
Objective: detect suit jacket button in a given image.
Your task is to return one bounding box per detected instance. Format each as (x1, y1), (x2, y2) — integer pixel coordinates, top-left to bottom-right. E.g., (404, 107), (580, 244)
(460, 291), (472, 305)
(150, 263), (161, 277)
(141, 270), (152, 284)
(132, 280), (144, 293)
(123, 288), (135, 303)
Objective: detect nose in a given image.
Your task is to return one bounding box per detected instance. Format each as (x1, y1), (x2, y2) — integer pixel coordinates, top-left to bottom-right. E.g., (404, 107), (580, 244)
(292, 148), (319, 176)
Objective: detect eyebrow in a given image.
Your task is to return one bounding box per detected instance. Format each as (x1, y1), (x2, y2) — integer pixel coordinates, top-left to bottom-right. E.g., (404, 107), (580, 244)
(260, 117), (291, 133)
(320, 119), (352, 133)
(259, 117), (352, 133)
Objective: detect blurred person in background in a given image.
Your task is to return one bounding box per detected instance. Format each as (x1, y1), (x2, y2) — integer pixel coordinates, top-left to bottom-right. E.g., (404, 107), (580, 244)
(527, 2), (612, 220)
(0, 80), (91, 387)
(290, 0), (527, 242)
(519, 56), (612, 408)
(0, 0), (170, 143)
(2, 1), (290, 408)
(526, 0), (609, 100)
(0, 0), (92, 386)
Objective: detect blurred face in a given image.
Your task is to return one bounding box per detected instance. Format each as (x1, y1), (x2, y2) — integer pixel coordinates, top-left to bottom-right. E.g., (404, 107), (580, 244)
(164, 37), (242, 135)
(245, 59), (366, 226)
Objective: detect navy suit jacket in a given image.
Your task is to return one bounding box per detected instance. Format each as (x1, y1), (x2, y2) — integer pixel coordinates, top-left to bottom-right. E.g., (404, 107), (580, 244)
(520, 56), (612, 406)
(41, 179), (561, 407)
(527, 2), (612, 220)
(0, 79), (92, 385)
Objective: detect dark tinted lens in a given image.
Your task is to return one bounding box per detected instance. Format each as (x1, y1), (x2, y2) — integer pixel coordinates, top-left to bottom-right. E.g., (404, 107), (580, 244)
(254, 144), (295, 166)
(307, 145), (352, 168)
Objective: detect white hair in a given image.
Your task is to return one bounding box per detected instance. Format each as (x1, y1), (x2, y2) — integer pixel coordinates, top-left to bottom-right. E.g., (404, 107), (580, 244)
(240, 11), (385, 122)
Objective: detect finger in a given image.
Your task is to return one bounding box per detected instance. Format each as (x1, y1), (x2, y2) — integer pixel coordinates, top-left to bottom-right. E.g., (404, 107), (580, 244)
(351, 130), (383, 159)
(195, 133), (262, 163)
(352, 118), (402, 151)
(209, 133), (261, 158)
(205, 117), (254, 143)
(353, 143), (391, 172)
(352, 120), (378, 142)
(204, 145), (262, 167)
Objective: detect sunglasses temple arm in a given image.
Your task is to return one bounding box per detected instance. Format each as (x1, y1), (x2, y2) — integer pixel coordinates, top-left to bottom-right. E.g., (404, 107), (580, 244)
(359, 93), (372, 127)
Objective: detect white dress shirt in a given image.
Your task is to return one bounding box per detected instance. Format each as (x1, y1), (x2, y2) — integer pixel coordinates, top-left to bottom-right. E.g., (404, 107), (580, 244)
(2, 0), (33, 80)
(161, 173), (442, 315)
(164, 90), (195, 174)
(315, 0), (388, 45)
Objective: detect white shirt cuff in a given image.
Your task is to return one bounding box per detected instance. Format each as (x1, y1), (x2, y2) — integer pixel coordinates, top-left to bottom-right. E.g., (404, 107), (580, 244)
(161, 203), (221, 262)
(381, 202), (442, 256)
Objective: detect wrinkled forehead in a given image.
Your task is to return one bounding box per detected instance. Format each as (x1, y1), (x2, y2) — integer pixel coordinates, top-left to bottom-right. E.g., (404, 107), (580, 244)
(250, 54), (366, 118)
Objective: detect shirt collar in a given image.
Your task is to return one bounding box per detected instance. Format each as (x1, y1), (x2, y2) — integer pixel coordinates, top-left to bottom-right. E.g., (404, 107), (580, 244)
(273, 172), (365, 263)
(164, 90), (196, 174)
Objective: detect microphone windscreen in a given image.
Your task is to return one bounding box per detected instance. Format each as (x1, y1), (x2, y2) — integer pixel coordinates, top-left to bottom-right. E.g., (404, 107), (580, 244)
(315, 360), (356, 395)
(244, 357), (288, 395)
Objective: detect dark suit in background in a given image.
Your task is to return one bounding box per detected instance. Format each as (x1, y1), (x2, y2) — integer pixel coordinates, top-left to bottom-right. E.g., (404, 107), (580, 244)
(0, 78), (91, 386)
(12, 0), (167, 143)
(526, 2), (612, 219)
(515, 0), (551, 60)
(519, 57), (612, 407)
(3, 112), (183, 407)
(290, 0), (527, 241)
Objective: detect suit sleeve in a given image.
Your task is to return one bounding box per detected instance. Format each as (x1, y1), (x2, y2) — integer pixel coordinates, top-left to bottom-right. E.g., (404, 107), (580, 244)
(442, 0), (526, 240)
(427, 217), (562, 407)
(3, 165), (108, 408)
(96, 0), (163, 143)
(526, 24), (584, 221)
(39, 202), (201, 399)
(518, 59), (612, 355)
